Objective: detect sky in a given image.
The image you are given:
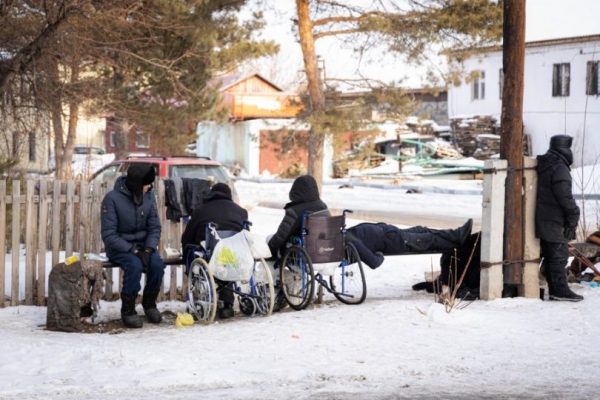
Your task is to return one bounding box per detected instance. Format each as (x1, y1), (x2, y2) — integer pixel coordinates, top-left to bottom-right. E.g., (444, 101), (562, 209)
(250, 0), (600, 89)
(2, 177), (600, 399)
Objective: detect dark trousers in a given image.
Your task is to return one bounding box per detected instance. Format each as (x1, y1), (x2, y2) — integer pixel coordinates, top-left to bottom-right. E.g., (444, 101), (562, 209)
(540, 240), (569, 275)
(108, 250), (166, 298)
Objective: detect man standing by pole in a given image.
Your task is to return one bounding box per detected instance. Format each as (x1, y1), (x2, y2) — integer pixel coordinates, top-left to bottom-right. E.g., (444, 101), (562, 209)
(535, 135), (583, 302)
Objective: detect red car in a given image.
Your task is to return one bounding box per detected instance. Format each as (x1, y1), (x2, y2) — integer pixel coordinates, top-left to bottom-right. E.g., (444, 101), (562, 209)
(90, 156), (239, 203)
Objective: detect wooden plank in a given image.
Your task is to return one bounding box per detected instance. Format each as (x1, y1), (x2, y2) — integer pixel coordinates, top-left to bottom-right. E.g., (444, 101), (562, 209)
(521, 157), (540, 298)
(480, 159), (506, 300)
(91, 180), (103, 253)
(25, 180), (36, 305)
(11, 181), (20, 306)
(78, 180), (88, 254)
(37, 180), (49, 306)
(51, 180), (61, 267)
(65, 181), (75, 257)
(0, 181), (6, 307)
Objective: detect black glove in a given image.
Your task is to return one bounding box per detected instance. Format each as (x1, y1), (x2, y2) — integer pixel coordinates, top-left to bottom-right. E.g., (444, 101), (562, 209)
(564, 227), (577, 241)
(136, 249), (151, 274)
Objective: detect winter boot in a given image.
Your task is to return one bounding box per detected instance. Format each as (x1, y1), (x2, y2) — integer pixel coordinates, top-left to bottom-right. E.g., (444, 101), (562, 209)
(218, 303), (235, 319)
(142, 289), (162, 324)
(436, 218), (473, 247)
(548, 272), (584, 302)
(121, 294), (143, 328)
(273, 286), (288, 312)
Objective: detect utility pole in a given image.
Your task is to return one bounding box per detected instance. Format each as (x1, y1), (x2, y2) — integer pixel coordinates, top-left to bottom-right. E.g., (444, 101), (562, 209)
(500, 0), (526, 294)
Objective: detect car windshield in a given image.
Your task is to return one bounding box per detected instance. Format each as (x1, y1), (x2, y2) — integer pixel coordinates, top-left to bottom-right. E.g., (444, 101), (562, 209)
(169, 164), (229, 182)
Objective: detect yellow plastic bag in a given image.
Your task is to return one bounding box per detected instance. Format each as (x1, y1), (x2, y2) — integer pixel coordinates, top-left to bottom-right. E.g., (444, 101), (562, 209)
(175, 312), (194, 328)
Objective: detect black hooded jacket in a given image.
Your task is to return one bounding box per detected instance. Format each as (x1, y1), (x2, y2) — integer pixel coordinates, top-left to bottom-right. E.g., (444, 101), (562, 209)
(180, 187), (248, 250)
(535, 150), (580, 242)
(268, 175), (330, 254)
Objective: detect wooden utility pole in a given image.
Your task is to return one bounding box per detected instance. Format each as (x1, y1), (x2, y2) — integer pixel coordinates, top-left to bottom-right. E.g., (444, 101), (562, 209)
(500, 1), (526, 289)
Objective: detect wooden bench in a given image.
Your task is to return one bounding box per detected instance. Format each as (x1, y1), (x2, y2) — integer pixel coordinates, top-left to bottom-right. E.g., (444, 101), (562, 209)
(101, 257), (186, 302)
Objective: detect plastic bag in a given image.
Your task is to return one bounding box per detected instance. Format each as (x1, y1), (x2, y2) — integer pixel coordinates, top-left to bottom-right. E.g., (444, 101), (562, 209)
(175, 312), (194, 328)
(242, 230), (272, 259)
(209, 232), (254, 281)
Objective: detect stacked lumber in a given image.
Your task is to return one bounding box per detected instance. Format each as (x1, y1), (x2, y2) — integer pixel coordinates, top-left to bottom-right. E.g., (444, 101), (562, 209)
(450, 115), (499, 158)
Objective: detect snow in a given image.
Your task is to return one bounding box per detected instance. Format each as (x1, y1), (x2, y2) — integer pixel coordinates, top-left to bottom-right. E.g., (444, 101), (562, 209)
(1, 177), (599, 399)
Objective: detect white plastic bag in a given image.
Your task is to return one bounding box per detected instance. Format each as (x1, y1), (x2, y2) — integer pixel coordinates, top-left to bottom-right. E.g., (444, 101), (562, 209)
(209, 232), (254, 281)
(242, 230), (272, 259)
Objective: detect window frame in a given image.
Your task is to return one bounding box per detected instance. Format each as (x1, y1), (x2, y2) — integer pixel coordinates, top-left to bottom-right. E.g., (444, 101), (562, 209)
(135, 130), (150, 149)
(552, 63), (570, 97)
(471, 70), (486, 100)
(586, 61), (599, 95)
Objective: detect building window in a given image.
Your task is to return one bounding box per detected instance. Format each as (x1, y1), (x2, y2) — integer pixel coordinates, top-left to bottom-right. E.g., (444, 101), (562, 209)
(471, 70), (485, 100)
(28, 131), (36, 162)
(499, 69), (504, 99)
(587, 61), (599, 95)
(109, 130), (116, 147)
(135, 131), (150, 149)
(552, 63), (570, 97)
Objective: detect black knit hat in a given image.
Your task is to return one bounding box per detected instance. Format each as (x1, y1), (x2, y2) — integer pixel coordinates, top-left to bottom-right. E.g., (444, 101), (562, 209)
(550, 135), (573, 150)
(125, 164), (156, 205)
(210, 182), (232, 199)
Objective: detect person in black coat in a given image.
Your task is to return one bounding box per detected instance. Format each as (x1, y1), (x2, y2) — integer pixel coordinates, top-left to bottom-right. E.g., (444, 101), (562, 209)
(535, 134), (583, 302)
(267, 175), (330, 257)
(346, 219), (473, 270)
(181, 183), (249, 318)
(267, 175), (329, 311)
(101, 164), (166, 328)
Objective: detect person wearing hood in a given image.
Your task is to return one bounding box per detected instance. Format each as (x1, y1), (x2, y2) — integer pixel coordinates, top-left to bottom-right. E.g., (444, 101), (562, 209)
(267, 175), (330, 311)
(267, 175), (330, 257)
(180, 183), (248, 319)
(535, 134), (583, 302)
(101, 164), (166, 328)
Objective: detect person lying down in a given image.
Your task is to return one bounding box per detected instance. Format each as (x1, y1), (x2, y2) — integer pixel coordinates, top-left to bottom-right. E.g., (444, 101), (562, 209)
(345, 219), (473, 269)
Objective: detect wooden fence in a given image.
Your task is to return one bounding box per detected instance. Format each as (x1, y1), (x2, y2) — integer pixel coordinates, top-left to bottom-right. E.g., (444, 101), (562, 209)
(0, 178), (187, 308)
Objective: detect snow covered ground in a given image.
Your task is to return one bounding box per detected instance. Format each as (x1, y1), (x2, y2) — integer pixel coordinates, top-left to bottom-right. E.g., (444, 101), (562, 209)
(1, 177), (599, 399)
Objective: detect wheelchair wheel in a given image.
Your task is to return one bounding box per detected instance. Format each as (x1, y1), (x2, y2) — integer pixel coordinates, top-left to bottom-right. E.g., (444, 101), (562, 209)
(186, 257), (217, 324)
(254, 258), (275, 316)
(329, 242), (367, 305)
(238, 258), (274, 317)
(280, 245), (315, 311)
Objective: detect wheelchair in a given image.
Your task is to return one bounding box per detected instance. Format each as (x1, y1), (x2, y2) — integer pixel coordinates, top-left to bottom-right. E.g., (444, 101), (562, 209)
(185, 223), (274, 324)
(278, 210), (367, 311)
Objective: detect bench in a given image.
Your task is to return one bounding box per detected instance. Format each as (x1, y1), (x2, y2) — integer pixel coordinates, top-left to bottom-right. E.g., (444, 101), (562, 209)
(101, 257), (186, 302)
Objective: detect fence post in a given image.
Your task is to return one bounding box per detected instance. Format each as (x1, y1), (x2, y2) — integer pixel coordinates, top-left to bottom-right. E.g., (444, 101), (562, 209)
(25, 180), (36, 305)
(520, 157), (540, 298)
(480, 159), (506, 300)
(0, 180), (6, 307)
(11, 181), (21, 306)
(37, 180), (49, 306)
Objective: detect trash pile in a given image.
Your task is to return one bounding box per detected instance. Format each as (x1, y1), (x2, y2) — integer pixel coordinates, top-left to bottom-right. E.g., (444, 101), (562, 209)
(332, 115), (530, 179)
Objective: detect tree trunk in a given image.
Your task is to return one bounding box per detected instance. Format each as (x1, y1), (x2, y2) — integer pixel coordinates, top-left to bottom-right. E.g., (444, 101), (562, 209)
(500, 0), (526, 287)
(296, 0), (326, 192)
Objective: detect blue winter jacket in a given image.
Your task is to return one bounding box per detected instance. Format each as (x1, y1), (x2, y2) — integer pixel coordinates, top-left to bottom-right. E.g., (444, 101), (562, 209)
(101, 176), (162, 254)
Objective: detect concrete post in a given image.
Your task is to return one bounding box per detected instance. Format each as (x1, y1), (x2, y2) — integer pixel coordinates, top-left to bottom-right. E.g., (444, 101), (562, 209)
(520, 157), (541, 298)
(480, 159), (506, 300)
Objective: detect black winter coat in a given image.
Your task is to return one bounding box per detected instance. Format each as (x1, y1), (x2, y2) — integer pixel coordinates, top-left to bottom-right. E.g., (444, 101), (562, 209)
(268, 175), (329, 255)
(101, 175), (162, 254)
(181, 193), (248, 250)
(535, 150), (580, 242)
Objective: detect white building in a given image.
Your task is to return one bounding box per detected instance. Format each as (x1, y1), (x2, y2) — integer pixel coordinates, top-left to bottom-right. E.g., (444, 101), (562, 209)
(448, 34), (600, 167)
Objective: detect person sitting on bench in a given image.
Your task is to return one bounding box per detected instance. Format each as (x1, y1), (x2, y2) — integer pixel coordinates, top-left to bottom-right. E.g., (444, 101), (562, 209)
(101, 164), (165, 328)
(345, 219), (473, 269)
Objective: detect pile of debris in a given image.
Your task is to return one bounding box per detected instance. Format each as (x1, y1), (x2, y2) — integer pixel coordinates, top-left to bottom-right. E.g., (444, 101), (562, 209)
(450, 115), (499, 158)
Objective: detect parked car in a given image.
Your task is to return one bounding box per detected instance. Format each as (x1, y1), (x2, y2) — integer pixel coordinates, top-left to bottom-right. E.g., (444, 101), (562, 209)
(48, 145), (108, 172)
(89, 156), (239, 203)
